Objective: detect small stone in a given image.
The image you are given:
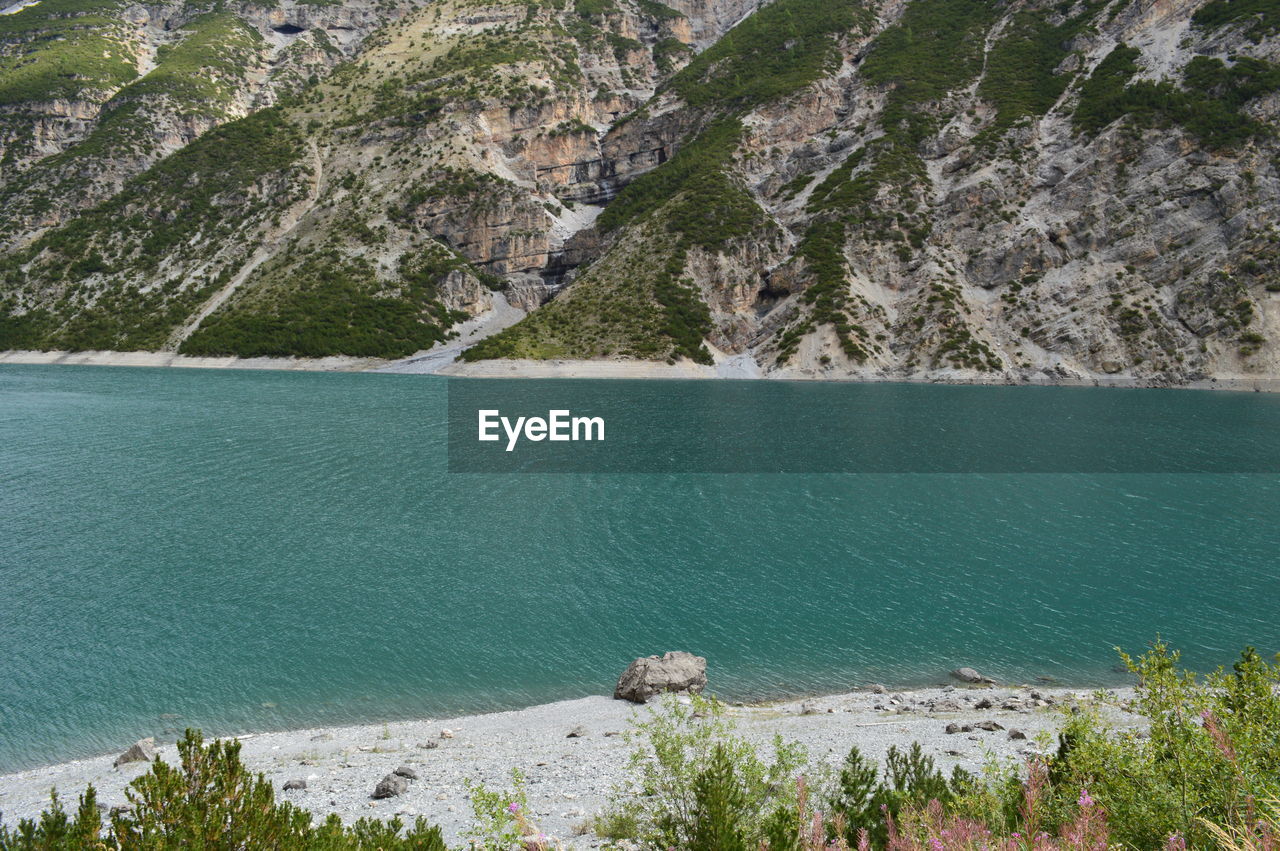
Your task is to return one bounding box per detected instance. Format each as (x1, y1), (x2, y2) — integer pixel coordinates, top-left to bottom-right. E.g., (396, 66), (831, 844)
(974, 720), (1005, 732)
(113, 738), (157, 768)
(868, 683), (888, 694)
(439, 729), (454, 739)
(418, 740), (440, 750)
(951, 667), (985, 683)
(393, 765), (418, 780)
(975, 698), (993, 709)
(566, 726), (588, 738)
(944, 723), (962, 734)
(283, 779), (307, 791)
(310, 733), (333, 742)
(373, 774), (409, 799)
(1009, 729), (1027, 740)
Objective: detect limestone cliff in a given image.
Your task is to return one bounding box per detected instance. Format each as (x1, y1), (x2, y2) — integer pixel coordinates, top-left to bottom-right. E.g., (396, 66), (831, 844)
(469, 0), (1280, 384)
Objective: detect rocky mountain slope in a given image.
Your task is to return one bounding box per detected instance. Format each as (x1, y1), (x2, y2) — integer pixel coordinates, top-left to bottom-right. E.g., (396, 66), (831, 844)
(0, 0), (1277, 383)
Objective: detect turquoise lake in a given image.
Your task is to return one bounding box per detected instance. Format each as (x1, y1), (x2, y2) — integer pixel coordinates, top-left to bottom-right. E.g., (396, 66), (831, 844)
(1, 364), (1278, 772)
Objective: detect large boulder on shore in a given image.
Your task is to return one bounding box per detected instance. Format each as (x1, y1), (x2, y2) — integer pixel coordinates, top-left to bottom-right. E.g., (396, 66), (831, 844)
(614, 652), (707, 703)
(113, 738), (157, 768)
(951, 667), (994, 684)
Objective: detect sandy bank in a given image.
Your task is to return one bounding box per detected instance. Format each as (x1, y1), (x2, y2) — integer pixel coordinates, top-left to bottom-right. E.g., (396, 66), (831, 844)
(0, 686), (1139, 847)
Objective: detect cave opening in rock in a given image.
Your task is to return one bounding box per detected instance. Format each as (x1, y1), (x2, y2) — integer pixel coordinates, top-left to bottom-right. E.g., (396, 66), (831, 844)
(272, 23), (305, 35)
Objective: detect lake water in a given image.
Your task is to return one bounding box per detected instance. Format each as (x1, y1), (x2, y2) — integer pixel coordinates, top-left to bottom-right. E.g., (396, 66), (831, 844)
(1, 364), (1277, 772)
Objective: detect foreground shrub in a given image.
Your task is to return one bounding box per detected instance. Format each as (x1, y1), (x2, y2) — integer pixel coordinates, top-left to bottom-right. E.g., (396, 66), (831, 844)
(598, 642), (1280, 849)
(596, 694), (808, 848)
(827, 742), (973, 847)
(0, 730), (447, 850)
(1026, 641), (1280, 848)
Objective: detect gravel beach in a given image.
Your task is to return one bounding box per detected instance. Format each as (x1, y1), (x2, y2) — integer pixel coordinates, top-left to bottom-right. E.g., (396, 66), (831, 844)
(0, 685), (1140, 847)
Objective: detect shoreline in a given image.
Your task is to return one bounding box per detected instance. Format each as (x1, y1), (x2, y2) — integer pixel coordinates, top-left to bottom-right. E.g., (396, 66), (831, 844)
(0, 684), (1140, 846)
(2, 349), (1277, 391)
(0, 349), (385, 372)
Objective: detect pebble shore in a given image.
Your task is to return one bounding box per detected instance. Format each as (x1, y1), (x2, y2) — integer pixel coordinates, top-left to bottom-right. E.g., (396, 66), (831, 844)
(0, 685), (1141, 847)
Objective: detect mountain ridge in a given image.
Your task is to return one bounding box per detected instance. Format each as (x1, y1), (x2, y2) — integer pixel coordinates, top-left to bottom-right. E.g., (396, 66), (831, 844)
(1, 0), (1278, 384)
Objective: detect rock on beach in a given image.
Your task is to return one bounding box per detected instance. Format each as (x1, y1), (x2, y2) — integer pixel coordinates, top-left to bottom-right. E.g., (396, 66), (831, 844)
(951, 667), (995, 684)
(613, 652), (707, 703)
(112, 738), (156, 768)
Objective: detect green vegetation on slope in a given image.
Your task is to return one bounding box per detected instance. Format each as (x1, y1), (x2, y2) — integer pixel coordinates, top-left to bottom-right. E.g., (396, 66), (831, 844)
(665, 0), (870, 110)
(0, 0), (136, 174)
(181, 248), (470, 359)
(2, 10), (264, 191)
(462, 225), (714, 363)
(601, 0), (873, 236)
(1074, 45), (1280, 149)
(0, 108), (307, 351)
(1193, 0), (1280, 41)
(0, 0), (134, 105)
(975, 0), (1106, 144)
(790, 0), (1002, 365)
(127, 12), (263, 113)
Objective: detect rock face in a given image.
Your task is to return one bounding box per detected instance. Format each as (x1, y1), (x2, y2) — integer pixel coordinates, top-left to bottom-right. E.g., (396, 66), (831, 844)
(112, 738), (156, 768)
(614, 651), (708, 703)
(455, 0), (1280, 383)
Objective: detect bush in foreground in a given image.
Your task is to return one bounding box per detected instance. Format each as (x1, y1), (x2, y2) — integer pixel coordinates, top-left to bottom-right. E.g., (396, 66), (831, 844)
(0, 731), (447, 850)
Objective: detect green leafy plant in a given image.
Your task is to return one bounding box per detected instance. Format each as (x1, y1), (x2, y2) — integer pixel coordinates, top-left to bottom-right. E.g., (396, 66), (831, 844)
(597, 693), (808, 848)
(0, 730), (448, 849)
(465, 768), (556, 850)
